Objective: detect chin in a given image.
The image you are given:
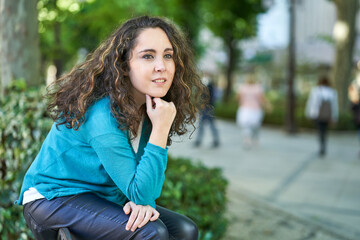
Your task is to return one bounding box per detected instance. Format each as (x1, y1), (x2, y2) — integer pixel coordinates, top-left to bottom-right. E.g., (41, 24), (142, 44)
(150, 92), (168, 98)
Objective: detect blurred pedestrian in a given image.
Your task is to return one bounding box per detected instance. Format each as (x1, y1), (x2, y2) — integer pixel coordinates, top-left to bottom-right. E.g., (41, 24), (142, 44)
(305, 75), (338, 157)
(194, 74), (220, 148)
(236, 74), (268, 148)
(348, 74), (360, 157)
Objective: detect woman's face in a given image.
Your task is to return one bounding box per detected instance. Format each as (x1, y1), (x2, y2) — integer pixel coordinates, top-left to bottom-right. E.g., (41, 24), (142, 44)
(128, 27), (175, 106)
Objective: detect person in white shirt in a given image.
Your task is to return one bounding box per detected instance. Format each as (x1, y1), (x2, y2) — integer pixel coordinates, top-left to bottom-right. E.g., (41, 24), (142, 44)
(305, 76), (338, 157)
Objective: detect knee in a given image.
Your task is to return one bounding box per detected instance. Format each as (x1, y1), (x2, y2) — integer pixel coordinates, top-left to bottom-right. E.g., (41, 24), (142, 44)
(134, 220), (169, 240)
(152, 221), (169, 240)
(178, 218), (199, 240)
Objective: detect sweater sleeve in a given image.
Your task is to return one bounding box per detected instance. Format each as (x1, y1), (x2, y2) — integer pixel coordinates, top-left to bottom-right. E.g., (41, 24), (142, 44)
(89, 136), (167, 208)
(79, 98), (168, 208)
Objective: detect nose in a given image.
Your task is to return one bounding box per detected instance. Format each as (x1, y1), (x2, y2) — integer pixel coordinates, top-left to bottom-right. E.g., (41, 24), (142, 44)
(154, 58), (166, 72)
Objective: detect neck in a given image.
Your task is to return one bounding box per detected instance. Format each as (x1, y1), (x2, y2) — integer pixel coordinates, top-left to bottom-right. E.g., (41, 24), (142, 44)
(133, 95), (146, 110)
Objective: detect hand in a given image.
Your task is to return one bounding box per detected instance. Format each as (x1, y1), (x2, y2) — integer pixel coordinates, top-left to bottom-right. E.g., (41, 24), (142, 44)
(146, 95), (176, 130)
(146, 94), (176, 148)
(123, 201), (160, 232)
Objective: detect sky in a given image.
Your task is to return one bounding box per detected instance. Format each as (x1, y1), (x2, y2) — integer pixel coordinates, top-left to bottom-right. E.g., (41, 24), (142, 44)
(257, 0), (289, 48)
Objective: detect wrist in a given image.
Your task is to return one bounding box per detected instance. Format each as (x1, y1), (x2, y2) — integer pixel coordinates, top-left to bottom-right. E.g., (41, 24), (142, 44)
(149, 128), (170, 148)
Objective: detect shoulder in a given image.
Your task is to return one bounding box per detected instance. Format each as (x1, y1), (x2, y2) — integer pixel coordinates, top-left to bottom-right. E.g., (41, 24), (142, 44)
(325, 86), (337, 95)
(87, 97), (111, 115)
(80, 97), (125, 139)
(309, 86), (317, 94)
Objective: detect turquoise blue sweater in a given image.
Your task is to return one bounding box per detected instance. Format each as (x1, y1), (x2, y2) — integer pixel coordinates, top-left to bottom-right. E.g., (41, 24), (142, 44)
(15, 97), (168, 208)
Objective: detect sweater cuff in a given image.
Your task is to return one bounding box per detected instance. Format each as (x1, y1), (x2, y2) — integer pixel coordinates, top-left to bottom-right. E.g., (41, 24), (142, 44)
(146, 142), (168, 155)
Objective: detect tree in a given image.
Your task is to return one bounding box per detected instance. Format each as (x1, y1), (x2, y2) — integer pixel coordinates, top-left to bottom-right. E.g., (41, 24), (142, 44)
(286, 0), (297, 133)
(0, 0), (41, 91)
(201, 0), (266, 102)
(38, 0), (203, 78)
(155, 0), (203, 56)
(332, 0), (359, 111)
(116, 0), (203, 55)
(38, 0), (89, 78)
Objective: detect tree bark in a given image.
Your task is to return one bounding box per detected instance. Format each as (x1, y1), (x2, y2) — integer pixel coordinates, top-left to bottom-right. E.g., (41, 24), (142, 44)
(54, 20), (63, 79)
(285, 0), (296, 133)
(332, 0), (359, 112)
(223, 37), (237, 102)
(0, 0), (41, 91)
(50, 0), (64, 79)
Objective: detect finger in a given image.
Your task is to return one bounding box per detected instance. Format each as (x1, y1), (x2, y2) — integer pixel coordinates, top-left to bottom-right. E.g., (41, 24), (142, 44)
(131, 207), (146, 232)
(138, 209), (152, 228)
(150, 209), (160, 221)
(126, 205), (139, 231)
(123, 202), (131, 215)
(152, 97), (165, 108)
(149, 96), (160, 109)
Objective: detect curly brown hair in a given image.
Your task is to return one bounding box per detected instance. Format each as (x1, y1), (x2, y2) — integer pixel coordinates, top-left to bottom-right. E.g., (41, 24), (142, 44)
(46, 16), (207, 145)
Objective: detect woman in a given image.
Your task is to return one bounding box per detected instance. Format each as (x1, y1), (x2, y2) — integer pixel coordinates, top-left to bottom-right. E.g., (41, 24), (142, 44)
(16, 16), (206, 240)
(236, 74), (267, 148)
(305, 76), (338, 157)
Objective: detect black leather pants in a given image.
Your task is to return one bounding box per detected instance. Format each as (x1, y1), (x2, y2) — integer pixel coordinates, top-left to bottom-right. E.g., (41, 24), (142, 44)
(23, 193), (198, 240)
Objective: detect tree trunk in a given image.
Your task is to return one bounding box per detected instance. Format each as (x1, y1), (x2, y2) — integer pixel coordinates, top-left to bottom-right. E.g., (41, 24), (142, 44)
(54, 20), (63, 79)
(332, 0), (358, 112)
(223, 37), (236, 102)
(285, 0), (296, 133)
(50, 0), (64, 79)
(0, 0), (41, 91)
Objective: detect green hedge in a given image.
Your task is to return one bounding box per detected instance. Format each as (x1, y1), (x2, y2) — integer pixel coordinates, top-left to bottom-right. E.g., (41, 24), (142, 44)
(0, 83), (228, 240)
(159, 156), (228, 240)
(0, 82), (52, 240)
(215, 93), (356, 131)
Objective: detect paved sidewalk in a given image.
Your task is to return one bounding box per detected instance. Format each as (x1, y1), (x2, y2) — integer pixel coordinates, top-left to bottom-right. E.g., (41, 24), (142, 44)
(168, 120), (360, 240)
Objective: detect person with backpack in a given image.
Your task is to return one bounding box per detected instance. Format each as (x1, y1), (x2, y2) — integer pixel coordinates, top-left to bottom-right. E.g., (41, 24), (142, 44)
(305, 76), (338, 157)
(348, 76), (360, 157)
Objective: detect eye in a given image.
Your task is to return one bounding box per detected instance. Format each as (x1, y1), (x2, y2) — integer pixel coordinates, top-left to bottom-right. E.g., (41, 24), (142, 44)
(164, 54), (173, 59)
(142, 54), (154, 59)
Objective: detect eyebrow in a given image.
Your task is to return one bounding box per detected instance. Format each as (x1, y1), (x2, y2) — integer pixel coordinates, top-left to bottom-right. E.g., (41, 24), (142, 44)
(138, 48), (173, 53)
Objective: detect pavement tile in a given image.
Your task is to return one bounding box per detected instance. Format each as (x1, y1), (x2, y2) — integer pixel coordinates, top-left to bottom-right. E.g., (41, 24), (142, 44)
(169, 119), (360, 240)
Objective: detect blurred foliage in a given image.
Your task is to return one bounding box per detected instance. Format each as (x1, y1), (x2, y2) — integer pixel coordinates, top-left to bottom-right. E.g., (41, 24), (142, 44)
(0, 81), (52, 240)
(37, 0), (206, 75)
(159, 156), (228, 240)
(0, 83), (228, 240)
(36, 0), (267, 79)
(200, 0), (266, 102)
(200, 0), (265, 41)
(215, 91), (357, 131)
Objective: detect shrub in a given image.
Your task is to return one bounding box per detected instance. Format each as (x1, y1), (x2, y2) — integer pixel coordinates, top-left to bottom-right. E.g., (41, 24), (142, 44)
(214, 98), (238, 121)
(158, 156), (228, 240)
(1, 83), (229, 240)
(215, 93), (356, 131)
(0, 82), (52, 240)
